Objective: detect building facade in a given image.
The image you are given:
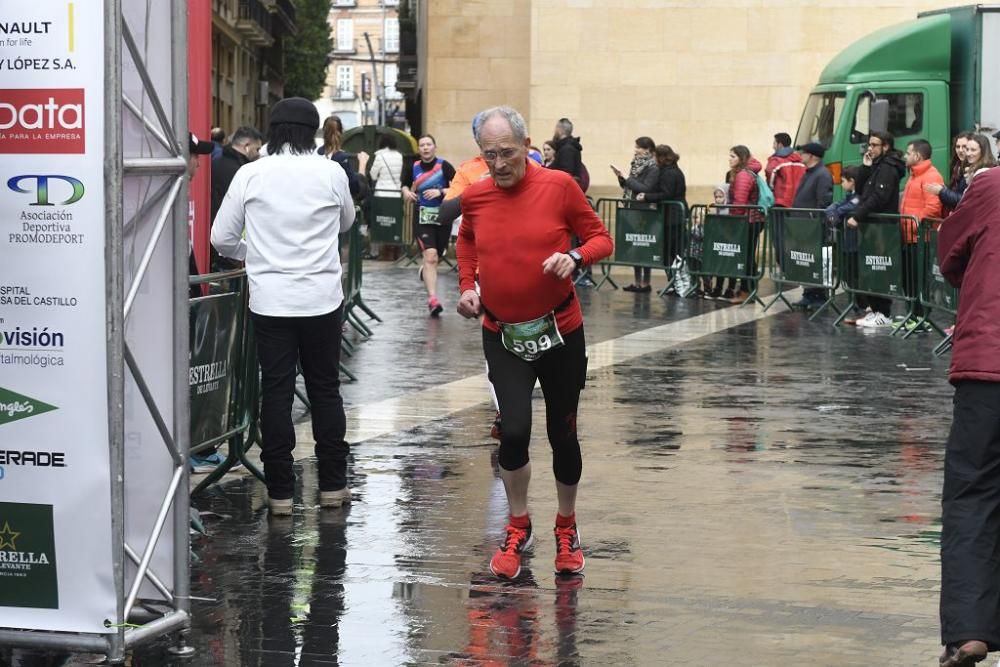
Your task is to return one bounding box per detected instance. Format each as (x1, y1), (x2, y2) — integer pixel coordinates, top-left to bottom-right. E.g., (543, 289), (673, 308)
(211, 0), (297, 133)
(421, 0), (966, 197)
(320, 0), (405, 129)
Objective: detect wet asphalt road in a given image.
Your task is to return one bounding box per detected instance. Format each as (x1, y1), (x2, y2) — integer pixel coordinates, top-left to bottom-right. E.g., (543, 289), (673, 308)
(4, 263), (957, 666)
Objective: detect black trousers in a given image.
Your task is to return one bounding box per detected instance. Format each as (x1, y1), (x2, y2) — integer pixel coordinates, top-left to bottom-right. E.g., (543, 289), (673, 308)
(483, 326), (587, 486)
(739, 223), (764, 293)
(252, 307), (348, 499)
(902, 243), (925, 317)
(941, 380), (1000, 649)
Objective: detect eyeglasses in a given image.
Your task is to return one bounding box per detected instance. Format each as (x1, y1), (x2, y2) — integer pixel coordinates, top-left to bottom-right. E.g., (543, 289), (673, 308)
(867, 142), (883, 148)
(481, 147), (521, 164)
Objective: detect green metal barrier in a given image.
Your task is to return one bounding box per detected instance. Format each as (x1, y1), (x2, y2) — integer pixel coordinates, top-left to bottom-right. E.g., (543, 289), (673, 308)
(833, 214), (918, 328)
(592, 198), (687, 295)
(340, 212), (381, 375)
(764, 208), (840, 320)
(369, 193), (405, 245)
(188, 269), (265, 494)
(916, 218), (958, 353)
(688, 204), (767, 306)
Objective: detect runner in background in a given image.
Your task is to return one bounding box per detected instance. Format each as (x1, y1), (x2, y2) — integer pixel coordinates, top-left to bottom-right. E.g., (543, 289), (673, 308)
(402, 135), (455, 317)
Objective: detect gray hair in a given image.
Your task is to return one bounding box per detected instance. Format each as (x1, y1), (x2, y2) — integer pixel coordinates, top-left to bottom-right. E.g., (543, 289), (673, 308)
(474, 106), (528, 146)
(557, 117), (574, 136)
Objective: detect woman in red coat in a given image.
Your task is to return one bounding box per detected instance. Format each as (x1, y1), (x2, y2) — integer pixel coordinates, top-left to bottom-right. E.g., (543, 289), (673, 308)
(725, 145), (764, 304)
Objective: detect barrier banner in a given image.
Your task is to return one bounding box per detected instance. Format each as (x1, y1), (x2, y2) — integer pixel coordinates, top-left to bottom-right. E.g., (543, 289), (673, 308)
(701, 214), (748, 278)
(781, 214), (825, 285)
(369, 195), (404, 244)
(189, 294), (241, 448)
(858, 221), (904, 297)
(614, 205), (663, 266)
(0, 1), (117, 632)
(925, 227), (959, 311)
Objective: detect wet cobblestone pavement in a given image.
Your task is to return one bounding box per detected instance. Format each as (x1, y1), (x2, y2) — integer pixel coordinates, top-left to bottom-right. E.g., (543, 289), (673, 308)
(5, 265), (957, 666)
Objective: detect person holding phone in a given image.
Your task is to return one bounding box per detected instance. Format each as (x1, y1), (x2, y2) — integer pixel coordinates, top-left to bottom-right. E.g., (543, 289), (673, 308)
(613, 136), (659, 292)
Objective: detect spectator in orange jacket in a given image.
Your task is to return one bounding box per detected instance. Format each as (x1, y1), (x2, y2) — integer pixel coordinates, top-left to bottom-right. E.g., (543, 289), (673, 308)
(899, 139), (944, 325)
(900, 139), (944, 237)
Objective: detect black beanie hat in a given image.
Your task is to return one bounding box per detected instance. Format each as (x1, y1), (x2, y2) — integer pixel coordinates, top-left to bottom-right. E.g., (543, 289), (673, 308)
(269, 97), (319, 130)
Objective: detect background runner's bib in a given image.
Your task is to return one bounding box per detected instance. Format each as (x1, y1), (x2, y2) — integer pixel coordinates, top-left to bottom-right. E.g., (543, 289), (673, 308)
(419, 206), (441, 225)
(500, 312), (565, 361)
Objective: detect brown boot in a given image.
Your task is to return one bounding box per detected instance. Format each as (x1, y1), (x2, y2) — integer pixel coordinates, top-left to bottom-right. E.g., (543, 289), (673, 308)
(940, 640), (988, 666)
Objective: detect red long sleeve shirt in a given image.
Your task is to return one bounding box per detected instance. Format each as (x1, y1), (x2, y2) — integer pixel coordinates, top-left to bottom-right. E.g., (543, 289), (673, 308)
(457, 165), (613, 334)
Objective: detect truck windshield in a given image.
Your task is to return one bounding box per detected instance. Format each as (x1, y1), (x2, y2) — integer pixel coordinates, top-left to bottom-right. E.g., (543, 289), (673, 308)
(795, 93), (845, 148)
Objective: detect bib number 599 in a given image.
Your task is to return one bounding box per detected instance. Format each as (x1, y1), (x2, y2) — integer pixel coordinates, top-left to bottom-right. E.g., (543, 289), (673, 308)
(512, 335), (553, 356)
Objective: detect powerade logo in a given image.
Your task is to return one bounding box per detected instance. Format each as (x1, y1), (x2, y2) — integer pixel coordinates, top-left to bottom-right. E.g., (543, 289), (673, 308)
(7, 175), (84, 206)
(0, 89), (84, 154)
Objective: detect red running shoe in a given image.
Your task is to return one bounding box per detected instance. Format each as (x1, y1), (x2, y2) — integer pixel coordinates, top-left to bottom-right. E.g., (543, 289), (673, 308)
(489, 521), (533, 579)
(428, 296), (443, 317)
(553, 522), (585, 575)
(490, 411), (502, 440)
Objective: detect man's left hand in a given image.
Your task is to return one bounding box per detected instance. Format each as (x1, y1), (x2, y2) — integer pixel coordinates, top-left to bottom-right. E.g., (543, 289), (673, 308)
(542, 252), (576, 280)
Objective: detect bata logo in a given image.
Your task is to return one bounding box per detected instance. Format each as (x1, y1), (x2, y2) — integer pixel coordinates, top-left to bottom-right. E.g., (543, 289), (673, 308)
(0, 89), (84, 154)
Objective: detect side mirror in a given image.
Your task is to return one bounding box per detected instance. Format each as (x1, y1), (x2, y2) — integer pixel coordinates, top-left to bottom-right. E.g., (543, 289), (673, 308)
(870, 99), (889, 134)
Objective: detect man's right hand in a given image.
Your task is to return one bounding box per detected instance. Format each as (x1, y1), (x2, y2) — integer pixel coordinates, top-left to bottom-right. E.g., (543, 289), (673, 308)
(457, 290), (482, 318)
(846, 217), (859, 228)
(862, 152), (873, 167)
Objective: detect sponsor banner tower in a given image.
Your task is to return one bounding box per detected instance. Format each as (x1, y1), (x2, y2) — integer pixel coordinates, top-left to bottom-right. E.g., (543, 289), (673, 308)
(0, 1), (194, 661)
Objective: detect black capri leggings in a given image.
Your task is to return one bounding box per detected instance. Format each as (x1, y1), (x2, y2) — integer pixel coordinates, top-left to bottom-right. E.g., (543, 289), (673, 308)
(483, 325), (588, 486)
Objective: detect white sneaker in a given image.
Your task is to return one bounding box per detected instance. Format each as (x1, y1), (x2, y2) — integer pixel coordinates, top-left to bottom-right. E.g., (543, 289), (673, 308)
(269, 497), (293, 516)
(860, 312), (892, 328)
(854, 310), (876, 327)
(320, 487), (351, 507)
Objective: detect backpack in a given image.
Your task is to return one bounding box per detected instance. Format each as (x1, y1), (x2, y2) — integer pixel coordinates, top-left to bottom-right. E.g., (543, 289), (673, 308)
(745, 168), (774, 215)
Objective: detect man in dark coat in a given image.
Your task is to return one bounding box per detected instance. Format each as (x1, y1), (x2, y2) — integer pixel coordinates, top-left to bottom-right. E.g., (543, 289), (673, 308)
(211, 126), (263, 221)
(937, 165), (1000, 667)
(846, 130), (907, 318)
(549, 117), (583, 183)
(791, 143), (834, 307)
(211, 126), (263, 270)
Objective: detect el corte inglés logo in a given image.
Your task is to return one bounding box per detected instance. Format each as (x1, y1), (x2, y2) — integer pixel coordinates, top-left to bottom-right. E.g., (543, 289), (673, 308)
(0, 386), (57, 426)
(0, 502), (59, 609)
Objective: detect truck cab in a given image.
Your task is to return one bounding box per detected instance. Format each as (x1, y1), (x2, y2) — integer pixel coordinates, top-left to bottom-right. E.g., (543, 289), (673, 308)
(795, 6), (1000, 196)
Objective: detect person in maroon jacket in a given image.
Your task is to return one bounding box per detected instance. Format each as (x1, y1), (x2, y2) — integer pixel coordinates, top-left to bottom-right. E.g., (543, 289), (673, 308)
(765, 132), (806, 208)
(456, 106), (613, 581)
(937, 166), (1000, 667)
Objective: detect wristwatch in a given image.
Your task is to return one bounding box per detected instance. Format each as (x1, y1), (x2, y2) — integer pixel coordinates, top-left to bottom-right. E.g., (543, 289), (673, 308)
(567, 250), (584, 269)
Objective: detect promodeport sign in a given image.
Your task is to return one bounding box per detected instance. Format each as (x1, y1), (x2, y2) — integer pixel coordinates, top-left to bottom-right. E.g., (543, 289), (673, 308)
(0, 2), (116, 633)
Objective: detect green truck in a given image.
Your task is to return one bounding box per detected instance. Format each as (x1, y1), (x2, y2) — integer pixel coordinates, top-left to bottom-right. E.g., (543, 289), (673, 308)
(795, 4), (1000, 189)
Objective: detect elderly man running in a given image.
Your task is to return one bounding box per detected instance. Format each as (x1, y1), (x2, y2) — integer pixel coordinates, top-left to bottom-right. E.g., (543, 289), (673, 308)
(456, 106), (612, 579)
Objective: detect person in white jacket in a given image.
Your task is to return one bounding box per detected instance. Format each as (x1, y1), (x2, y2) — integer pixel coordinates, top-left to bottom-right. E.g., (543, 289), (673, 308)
(212, 97), (355, 516)
(368, 133), (404, 197)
